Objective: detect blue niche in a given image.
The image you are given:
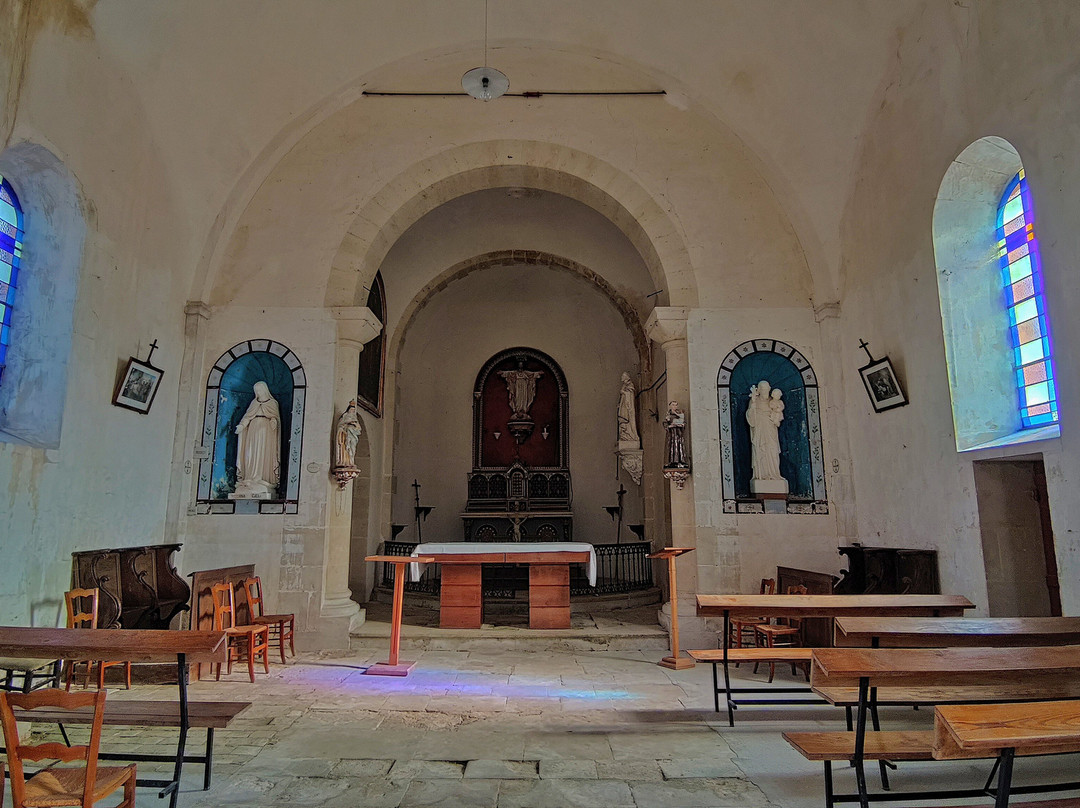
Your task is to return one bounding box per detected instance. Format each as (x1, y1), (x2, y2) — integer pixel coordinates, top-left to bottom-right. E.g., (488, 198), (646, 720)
(198, 340), (307, 511)
(730, 353), (810, 498)
(717, 339), (826, 512)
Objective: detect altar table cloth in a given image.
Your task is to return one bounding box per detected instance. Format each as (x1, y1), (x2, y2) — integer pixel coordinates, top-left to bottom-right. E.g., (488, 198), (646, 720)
(410, 542), (597, 587)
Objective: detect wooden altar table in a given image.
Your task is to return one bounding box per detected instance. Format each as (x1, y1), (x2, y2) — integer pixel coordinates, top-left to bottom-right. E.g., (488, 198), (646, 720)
(0, 626), (229, 808)
(411, 543), (595, 629)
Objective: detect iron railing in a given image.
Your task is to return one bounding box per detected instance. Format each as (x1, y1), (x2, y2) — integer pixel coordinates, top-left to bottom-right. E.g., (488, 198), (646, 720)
(379, 541), (654, 597)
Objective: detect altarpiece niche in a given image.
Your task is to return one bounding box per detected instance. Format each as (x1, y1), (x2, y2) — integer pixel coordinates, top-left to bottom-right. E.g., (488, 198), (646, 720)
(464, 348), (572, 542)
(196, 340), (307, 515)
(717, 339), (827, 515)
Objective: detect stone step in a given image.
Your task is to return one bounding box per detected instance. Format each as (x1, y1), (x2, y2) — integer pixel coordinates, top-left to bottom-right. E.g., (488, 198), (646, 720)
(350, 604), (671, 654)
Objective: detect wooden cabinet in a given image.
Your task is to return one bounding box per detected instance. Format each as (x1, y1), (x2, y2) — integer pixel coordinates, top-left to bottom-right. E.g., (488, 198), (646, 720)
(71, 544), (190, 630)
(834, 546), (940, 595)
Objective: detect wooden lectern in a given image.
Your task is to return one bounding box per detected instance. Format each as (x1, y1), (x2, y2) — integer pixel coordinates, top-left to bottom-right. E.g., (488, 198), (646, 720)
(363, 555), (434, 676)
(648, 547), (696, 670)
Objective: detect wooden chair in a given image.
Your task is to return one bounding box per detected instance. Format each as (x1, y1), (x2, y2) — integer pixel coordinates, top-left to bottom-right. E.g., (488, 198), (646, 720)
(64, 588), (131, 691)
(0, 688), (136, 808)
(754, 584), (809, 683)
(210, 582), (269, 683)
(242, 577), (296, 664)
(723, 577), (776, 666)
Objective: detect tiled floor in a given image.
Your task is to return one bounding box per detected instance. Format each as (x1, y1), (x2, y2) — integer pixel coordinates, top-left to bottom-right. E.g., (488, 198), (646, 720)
(21, 641), (1080, 807)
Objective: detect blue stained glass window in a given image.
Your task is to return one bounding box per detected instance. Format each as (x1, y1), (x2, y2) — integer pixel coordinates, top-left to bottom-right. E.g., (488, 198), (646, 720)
(0, 174), (22, 386)
(997, 169), (1058, 427)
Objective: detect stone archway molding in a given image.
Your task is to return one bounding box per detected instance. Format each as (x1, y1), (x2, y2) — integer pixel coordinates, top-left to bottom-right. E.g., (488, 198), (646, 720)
(388, 249), (652, 378)
(325, 141), (698, 312)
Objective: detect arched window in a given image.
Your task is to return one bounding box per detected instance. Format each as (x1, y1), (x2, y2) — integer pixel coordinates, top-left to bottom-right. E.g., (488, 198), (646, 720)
(357, 272), (385, 416)
(998, 170), (1057, 428)
(933, 138), (1060, 451)
(0, 175), (23, 386)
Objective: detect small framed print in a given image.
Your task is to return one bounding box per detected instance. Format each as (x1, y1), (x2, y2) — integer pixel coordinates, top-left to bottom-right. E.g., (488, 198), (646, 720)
(859, 356), (908, 413)
(112, 357), (164, 414)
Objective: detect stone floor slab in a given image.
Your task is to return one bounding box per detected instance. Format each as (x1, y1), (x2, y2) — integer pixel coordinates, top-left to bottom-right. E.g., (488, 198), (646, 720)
(464, 759), (539, 779)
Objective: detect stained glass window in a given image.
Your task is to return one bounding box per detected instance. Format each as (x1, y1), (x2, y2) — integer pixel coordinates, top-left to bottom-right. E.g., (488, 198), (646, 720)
(0, 175), (22, 386)
(997, 169), (1058, 427)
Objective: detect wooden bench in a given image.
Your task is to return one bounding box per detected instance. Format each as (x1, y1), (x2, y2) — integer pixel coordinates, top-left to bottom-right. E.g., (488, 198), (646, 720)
(936, 700), (1080, 808)
(695, 594), (975, 726)
(10, 699), (250, 791)
(689, 648), (825, 719)
(787, 646), (1080, 808)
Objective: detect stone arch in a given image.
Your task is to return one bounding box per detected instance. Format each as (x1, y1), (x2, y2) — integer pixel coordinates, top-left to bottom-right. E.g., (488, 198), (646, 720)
(325, 142), (698, 311)
(0, 142), (86, 448)
(388, 250), (651, 378)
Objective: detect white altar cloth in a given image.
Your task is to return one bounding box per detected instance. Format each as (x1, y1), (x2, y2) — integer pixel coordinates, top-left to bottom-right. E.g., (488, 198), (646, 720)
(410, 542), (596, 587)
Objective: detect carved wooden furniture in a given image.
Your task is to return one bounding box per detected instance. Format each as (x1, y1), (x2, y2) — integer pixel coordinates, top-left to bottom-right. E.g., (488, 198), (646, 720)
(754, 585), (810, 682)
(464, 348), (573, 548)
(647, 547), (696, 670)
(411, 543), (595, 629)
(833, 545), (941, 596)
(64, 588), (131, 690)
(242, 576), (295, 664)
(0, 688), (136, 808)
(364, 555), (434, 676)
(834, 616), (1080, 648)
(725, 577), (775, 661)
(694, 594), (976, 725)
(210, 583), (269, 683)
(0, 626), (228, 808)
(70, 544), (190, 630)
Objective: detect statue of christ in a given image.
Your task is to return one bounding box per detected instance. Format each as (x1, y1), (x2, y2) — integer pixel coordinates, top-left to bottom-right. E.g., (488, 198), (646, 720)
(498, 360), (544, 419)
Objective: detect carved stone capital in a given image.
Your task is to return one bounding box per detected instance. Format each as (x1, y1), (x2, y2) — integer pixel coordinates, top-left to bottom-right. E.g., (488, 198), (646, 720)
(331, 306), (383, 349)
(184, 301), (212, 320)
(645, 307), (689, 346)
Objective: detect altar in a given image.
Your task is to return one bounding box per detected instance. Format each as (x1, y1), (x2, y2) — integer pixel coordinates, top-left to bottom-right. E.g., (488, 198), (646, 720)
(411, 542), (596, 629)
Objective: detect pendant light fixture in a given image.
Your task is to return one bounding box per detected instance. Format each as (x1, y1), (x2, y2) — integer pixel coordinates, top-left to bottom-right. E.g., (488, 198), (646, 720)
(462, 0), (508, 101)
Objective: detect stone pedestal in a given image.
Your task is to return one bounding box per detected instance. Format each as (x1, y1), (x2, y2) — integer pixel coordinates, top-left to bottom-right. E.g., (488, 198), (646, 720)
(750, 478), (788, 496)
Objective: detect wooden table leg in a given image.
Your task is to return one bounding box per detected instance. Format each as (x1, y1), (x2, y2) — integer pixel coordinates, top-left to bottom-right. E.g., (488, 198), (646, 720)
(440, 564), (483, 628)
(364, 559), (418, 676)
(529, 564), (571, 629)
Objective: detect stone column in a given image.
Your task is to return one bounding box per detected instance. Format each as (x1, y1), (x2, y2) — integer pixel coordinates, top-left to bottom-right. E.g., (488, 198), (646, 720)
(166, 301), (212, 542)
(321, 306), (382, 628)
(645, 308), (700, 635)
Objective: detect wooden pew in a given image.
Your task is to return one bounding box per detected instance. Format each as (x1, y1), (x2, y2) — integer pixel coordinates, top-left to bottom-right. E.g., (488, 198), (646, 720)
(784, 646), (1080, 808)
(936, 701), (1080, 808)
(692, 594), (975, 725)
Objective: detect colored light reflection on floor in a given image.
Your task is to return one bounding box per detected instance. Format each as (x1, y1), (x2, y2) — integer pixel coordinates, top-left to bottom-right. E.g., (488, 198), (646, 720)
(349, 666), (635, 700)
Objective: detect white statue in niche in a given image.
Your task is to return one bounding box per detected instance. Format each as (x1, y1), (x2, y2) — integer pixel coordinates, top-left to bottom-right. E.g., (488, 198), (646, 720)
(617, 372), (640, 446)
(746, 380), (788, 495)
(231, 381), (281, 499)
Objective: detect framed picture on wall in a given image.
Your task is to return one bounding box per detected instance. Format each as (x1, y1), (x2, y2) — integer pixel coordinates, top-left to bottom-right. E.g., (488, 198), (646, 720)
(112, 357), (164, 414)
(859, 356), (908, 412)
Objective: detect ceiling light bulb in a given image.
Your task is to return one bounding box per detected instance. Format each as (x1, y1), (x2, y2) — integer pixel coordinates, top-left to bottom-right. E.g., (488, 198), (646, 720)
(462, 66), (509, 101)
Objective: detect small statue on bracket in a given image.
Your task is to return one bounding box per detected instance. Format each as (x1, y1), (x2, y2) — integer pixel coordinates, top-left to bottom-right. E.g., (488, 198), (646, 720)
(662, 400), (691, 490)
(331, 399), (363, 489)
